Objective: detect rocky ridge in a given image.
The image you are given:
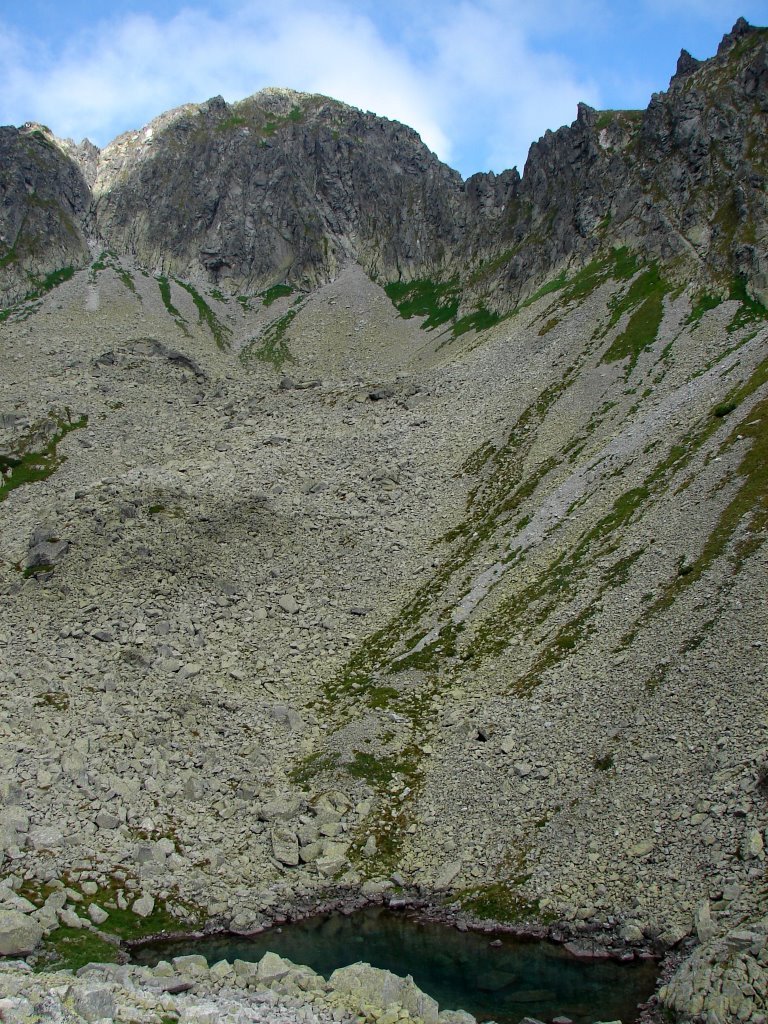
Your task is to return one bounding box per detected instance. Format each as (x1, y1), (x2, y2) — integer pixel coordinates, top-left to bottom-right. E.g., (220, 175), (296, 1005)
(1, 21), (767, 312)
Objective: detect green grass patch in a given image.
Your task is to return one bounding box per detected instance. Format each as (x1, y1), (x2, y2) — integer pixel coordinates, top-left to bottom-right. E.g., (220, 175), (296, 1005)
(520, 271), (568, 308)
(594, 109), (643, 132)
(367, 685), (401, 708)
(452, 306), (503, 337)
(217, 115), (248, 130)
(714, 400), (738, 418)
(594, 753), (615, 771)
(175, 279), (231, 349)
(647, 358), (768, 613)
(37, 266), (75, 293)
(242, 308), (298, 368)
(261, 283), (295, 306)
(0, 265), (75, 321)
(557, 247), (639, 307)
(0, 412), (88, 504)
(288, 750), (340, 785)
(686, 292), (722, 324)
(347, 751), (412, 787)
(601, 264), (669, 372)
(42, 926), (120, 972)
(621, 354), (768, 641)
(456, 882), (544, 925)
(156, 276), (191, 336)
(385, 278), (461, 330)
(469, 483), (650, 669)
(91, 251), (138, 296)
(727, 276), (768, 333)
(39, 880), (204, 972)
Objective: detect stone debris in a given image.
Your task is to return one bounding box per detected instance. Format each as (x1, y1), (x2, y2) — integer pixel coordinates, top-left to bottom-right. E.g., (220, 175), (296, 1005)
(0, 954), (478, 1024)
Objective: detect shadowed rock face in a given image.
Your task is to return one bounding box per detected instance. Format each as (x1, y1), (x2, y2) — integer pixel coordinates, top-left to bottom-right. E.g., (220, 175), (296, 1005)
(465, 20), (768, 308)
(89, 88), (518, 294)
(1, 22), (766, 309)
(0, 124), (92, 305)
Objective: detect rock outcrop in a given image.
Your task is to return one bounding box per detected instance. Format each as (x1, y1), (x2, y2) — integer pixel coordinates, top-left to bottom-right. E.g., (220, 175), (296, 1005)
(0, 124), (92, 306)
(0, 953), (476, 1024)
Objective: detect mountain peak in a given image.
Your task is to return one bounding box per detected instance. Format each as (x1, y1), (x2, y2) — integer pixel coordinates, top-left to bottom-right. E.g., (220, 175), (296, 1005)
(718, 16), (760, 54)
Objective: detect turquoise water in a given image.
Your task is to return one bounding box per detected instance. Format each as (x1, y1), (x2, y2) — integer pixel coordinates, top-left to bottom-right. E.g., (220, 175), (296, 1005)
(132, 907), (658, 1024)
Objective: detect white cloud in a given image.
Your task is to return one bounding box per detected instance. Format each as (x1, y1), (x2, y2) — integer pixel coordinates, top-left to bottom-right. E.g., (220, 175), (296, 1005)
(426, 1), (600, 172)
(0, 0), (602, 176)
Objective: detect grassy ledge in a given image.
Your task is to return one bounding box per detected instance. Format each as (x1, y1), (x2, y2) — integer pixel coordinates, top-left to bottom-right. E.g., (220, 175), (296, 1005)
(241, 308), (299, 368)
(156, 276), (191, 337)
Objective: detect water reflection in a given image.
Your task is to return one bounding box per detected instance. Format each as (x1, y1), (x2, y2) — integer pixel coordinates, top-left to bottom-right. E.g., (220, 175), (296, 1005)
(133, 907), (657, 1024)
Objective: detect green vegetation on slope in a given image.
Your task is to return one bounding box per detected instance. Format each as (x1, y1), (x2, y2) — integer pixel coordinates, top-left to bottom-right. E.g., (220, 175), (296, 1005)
(261, 283), (294, 306)
(35, 881), (203, 972)
(241, 308), (299, 368)
(0, 412), (88, 504)
(645, 354), (768, 618)
(385, 278), (462, 330)
(175, 278), (231, 349)
(0, 265), (75, 322)
(90, 250), (138, 296)
(156, 275), (191, 336)
(601, 263), (670, 372)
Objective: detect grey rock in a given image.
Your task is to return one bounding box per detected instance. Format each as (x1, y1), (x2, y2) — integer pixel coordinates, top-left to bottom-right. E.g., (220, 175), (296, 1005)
(695, 899), (716, 942)
(259, 795), (302, 821)
(26, 539), (70, 573)
(256, 950), (293, 984)
(95, 811), (121, 829)
(87, 903), (109, 925)
(59, 907), (84, 929)
(271, 827), (300, 867)
(0, 909), (43, 955)
(0, 126), (92, 306)
(434, 860), (463, 889)
(172, 954), (209, 974)
(132, 894), (155, 918)
(71, 984), (116, 1022)
(439, 1012), (477, 1024)
(330, 962), (440, 1024)
(0, 997), (34, 1024)
(27, 825), (64, 850)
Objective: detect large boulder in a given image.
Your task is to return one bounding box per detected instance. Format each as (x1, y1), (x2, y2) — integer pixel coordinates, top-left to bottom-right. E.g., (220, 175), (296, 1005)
(70, 984), (116, 1022)
(0, 909), (43, 955)
(660, 916), (768, 1022)
(329, 962), (440, 1024)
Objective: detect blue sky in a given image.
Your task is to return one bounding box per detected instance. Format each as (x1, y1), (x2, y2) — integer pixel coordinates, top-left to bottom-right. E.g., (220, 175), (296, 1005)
(0, 1), (764, 177)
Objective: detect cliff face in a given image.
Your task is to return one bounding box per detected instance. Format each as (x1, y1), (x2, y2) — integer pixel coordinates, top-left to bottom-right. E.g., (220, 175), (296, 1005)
(465, 18), (768, 307)
(0, 21), (765, 310)
(0, 124), (92, 306)
(90, 88), (513, 293)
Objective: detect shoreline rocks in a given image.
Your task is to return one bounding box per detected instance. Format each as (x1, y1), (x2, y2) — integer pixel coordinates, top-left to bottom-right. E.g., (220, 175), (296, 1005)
(0, 951), (480, 1024)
